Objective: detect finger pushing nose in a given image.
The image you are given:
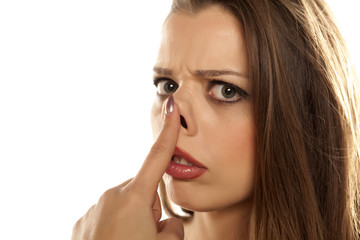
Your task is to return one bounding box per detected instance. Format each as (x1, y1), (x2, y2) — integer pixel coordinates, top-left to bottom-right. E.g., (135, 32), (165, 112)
(172, 89), (198, 136)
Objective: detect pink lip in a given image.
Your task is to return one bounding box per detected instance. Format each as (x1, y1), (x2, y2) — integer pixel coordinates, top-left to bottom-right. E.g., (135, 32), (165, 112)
(165, 147), (207, 180)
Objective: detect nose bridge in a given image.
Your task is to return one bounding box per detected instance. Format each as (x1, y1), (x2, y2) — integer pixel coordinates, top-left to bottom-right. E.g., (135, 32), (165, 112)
(173, 85), (198, 136)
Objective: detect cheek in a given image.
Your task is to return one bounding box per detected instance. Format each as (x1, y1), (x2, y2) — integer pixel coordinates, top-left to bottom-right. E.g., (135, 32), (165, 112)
(220, 119), (255, 163)
(206, 109), (255, 167)
(202, 112), (256, 204)
(215, 117), (256, 193)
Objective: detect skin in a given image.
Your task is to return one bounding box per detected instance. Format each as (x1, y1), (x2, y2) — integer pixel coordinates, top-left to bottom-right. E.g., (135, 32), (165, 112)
(151, 5), (256, 240)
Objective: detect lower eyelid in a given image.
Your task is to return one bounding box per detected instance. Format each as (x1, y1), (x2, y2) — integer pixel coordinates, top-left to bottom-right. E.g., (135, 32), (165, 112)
(210, 97), (242, 105)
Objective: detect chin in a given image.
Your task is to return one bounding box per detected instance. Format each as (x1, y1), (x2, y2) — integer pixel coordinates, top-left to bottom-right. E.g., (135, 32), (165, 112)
(164, 175), (214, 212)
(164, 175), (253, 212)
(169, 193), (220, 213)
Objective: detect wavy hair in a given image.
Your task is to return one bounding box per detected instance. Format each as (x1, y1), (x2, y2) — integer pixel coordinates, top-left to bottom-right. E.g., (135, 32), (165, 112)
(160, 0), (360, 239)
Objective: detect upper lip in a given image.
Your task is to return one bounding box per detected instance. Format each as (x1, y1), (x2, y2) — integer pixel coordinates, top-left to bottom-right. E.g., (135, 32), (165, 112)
(173, 146), (207, 169)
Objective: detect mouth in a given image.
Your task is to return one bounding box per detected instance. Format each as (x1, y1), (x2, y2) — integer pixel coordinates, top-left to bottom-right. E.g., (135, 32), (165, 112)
(171, 155), (195, 166)
(171, 147), (207, 168)
(165, 147), (207, 179)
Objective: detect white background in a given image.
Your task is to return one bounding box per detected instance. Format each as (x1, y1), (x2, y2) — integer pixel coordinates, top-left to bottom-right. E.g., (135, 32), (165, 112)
(0, 1), (359, 239)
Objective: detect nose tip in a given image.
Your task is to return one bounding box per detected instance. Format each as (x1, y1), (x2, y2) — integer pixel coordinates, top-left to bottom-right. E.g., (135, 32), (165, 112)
(180, 115), (188, 129)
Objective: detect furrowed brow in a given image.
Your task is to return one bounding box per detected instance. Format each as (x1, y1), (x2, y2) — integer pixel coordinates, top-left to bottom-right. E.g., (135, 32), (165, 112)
(153, 67), (248, 79)
(195, 69), (248, 78)
(153, 67), (173, 76)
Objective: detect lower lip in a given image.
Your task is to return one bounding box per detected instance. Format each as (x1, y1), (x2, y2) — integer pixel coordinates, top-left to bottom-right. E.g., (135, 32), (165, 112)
(165, 161), (206, 179)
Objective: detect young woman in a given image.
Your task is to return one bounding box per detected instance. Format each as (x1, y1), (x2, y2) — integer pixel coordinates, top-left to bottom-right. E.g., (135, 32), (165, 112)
(72, 0), (360, 239)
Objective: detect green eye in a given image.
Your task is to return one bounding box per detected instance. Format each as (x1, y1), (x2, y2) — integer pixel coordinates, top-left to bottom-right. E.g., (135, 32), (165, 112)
(154, 78), (178, 95)
(221, 86), (237, 99)
(208, 80), (248, 103)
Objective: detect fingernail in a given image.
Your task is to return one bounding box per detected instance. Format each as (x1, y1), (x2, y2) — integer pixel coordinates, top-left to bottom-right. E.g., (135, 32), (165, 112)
(166, 95), (174, 114)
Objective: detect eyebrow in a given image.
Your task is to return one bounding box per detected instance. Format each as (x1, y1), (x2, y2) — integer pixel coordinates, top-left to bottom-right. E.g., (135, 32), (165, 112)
(153, 67), (248, 79)
(195, 69), (248, 78)
(153, 67), (173, 76)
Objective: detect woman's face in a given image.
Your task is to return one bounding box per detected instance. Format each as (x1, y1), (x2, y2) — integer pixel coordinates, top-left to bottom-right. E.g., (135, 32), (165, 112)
(151, 5), (256, 212)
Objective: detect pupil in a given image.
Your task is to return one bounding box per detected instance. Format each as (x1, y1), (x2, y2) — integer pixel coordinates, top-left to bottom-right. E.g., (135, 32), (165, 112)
(166, 82), (175, 92)
(222, 87), (235, 98)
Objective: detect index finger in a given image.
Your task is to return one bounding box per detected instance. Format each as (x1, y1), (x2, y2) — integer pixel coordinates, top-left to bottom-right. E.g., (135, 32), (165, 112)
(132, 96), (180, 197)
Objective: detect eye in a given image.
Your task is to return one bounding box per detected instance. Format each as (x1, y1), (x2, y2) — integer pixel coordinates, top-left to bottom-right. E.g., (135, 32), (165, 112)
(153, 78), (178, 96)
(208, 80), (248, 103)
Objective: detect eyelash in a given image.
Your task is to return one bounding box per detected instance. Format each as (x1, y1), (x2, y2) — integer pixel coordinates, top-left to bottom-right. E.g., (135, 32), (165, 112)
(153, 77), (249, 104)
(207, 80), (249, 104)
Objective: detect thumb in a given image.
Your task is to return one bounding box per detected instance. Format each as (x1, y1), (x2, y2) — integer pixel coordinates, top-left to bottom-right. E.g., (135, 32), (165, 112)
(157, 218), (184, 240)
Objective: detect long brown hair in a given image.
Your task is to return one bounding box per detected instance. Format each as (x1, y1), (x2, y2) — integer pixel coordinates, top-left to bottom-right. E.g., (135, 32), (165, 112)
(159, 0), (360, 239)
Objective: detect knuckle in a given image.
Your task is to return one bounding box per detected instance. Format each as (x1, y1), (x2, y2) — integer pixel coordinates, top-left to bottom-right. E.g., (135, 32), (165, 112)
(100, 188), (115, 200)
(99, 179), (133, 203)
(99, 187), (119, 205)
(99, 183), (140, 207)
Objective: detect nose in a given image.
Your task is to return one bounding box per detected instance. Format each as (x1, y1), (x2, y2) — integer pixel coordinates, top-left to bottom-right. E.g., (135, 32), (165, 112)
(172, 90), (197, 136)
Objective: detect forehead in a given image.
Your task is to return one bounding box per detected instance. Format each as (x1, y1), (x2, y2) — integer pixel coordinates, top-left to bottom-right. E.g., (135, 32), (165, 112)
(164, 5), (241, 35)
(157, 5), (248, 72)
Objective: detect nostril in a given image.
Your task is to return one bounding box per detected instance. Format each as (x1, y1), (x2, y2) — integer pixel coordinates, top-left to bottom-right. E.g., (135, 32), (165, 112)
(180, 115), (188, 129)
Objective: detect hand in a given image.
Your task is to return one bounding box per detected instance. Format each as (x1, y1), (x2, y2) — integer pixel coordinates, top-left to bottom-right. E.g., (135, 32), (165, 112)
(72, 96), (184, 240)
